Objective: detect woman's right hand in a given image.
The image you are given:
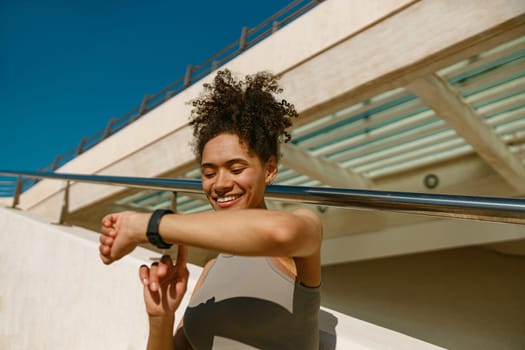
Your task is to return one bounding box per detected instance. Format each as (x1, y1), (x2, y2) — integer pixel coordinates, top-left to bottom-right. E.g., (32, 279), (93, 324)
(99, 211), (150, 265)
(139, 245), (190, 317)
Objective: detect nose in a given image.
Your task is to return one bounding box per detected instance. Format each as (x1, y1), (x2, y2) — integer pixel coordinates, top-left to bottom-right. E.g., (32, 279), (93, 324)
(214, 169), (233, 195)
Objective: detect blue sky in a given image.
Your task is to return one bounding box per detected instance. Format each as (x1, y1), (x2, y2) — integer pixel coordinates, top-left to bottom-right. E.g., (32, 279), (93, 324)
(0, 0), (291, 190)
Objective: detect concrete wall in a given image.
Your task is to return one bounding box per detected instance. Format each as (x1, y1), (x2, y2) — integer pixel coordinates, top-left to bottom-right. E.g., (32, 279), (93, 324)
(0, 207), (200, 350)
(0, 207), (442, 350)
(322, 247), (525, 349)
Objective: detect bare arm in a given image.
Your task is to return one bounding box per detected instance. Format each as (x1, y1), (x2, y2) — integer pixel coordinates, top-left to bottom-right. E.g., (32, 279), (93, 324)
(100, 208), (321, 263)
(144, 258), (216, 350)
(159, 208), (321, 257)
(147, 316), (175, 350)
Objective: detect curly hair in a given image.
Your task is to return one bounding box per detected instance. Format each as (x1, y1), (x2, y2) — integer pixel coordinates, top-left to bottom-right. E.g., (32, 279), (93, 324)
(189, 69), (298, 162)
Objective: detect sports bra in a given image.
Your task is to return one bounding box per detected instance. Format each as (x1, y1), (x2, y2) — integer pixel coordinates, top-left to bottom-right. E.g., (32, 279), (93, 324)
(183, 254), (320, 349)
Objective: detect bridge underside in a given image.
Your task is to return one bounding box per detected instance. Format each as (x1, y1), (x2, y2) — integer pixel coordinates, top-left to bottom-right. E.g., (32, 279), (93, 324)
(11, 0), (525, 266)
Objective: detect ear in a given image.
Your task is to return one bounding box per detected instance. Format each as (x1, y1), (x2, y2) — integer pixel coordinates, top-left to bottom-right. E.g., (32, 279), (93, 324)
(265, 156), (278, 185)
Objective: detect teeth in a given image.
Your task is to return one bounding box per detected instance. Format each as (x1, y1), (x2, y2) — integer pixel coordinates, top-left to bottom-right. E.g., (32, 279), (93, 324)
(217, 195), (240, 203)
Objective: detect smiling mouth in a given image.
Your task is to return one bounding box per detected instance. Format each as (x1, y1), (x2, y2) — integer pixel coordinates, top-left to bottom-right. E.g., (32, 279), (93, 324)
(216, 194), (243, 203)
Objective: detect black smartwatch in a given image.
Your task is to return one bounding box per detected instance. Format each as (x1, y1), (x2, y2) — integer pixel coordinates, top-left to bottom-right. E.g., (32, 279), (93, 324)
(146, 209), (174, 249)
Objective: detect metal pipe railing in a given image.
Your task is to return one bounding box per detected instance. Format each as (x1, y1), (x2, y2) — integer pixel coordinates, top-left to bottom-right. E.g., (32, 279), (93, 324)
(1, 170), (524, 225)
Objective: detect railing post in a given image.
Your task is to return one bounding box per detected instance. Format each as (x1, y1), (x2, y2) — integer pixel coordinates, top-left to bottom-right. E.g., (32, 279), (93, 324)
(58, 180), (70, 225)
(103, 118), (117, 139)
(76, 137), (88, 156)
(11, 176), (22, 208)
(239, 26), (248, 52)
(184, 65), (194, 88)
(272, 21), (279, 33)
(51, 155), (62, 171)
(165, 90), (175, 101)
(139, 95), (151, 116)
(171, 191), (178, 213)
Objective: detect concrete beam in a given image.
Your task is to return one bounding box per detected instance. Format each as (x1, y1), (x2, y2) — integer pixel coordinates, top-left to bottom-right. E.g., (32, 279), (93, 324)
(281, 143), (371, 189)
(407, 74), (525, 192)
(321, 218), (525, 265)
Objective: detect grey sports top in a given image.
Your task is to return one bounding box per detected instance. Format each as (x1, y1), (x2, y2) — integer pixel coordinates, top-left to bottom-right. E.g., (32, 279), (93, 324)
(183, 254), (320, 349)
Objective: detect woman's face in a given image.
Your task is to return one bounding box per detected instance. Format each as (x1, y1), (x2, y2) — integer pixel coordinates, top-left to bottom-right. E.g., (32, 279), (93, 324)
(201, 133), (277, 211)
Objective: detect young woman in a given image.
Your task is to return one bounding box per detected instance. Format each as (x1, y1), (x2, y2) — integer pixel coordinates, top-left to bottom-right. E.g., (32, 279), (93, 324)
(98, 70), (323, 349)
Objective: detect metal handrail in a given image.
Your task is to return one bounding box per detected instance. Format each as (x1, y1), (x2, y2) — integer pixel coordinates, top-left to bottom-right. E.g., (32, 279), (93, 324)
(1, 170), (524, 225)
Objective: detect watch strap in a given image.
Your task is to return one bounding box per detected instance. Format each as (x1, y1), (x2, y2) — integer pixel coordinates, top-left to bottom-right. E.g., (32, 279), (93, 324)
(146, 209), (174, 249)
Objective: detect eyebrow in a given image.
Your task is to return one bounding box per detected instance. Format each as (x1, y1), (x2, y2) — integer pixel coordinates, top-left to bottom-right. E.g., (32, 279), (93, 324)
(201, 158), (249, 169)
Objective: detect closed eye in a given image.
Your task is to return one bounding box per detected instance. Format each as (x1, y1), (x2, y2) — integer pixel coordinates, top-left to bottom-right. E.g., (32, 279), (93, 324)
(202, 170), (216, 179)
(231, 167), (245, 175)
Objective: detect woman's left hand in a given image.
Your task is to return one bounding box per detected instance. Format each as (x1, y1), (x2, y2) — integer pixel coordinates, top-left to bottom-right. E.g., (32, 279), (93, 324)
(140, 247), (190, 317)
(99, 211), (149, 264)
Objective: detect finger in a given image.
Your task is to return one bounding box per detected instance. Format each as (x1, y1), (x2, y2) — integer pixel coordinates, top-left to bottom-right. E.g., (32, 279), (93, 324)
(100, 226), (116, 238)
(176, 245), (188, 266)
(101, 213), (115, 227)
(99, 243), (111, 257)
(149, 262), (160, 292)
(157, 255), (173, 278)
(99, 235), (113, 246)
(174, 245), (188, 275)
(100, 225), (110, 235)
(139, 265), (150, 286)
(160, 254), (173, 265)
(99, 253), (112, 265)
